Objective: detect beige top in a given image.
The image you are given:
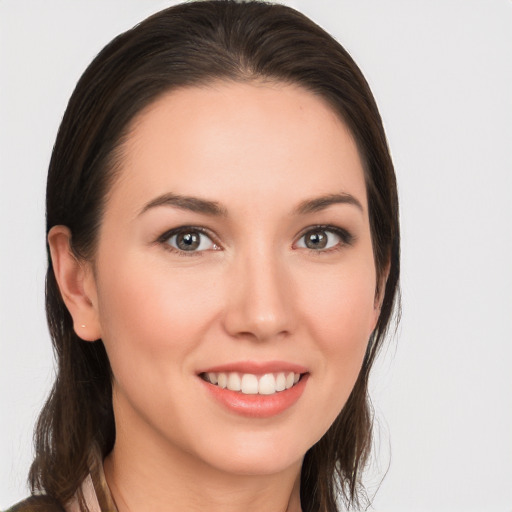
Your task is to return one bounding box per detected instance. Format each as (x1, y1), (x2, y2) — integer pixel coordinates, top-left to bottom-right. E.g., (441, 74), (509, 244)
(65, 446), (117, 512)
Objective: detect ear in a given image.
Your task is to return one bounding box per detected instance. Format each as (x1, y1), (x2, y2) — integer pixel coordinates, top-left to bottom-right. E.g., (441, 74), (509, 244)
(48, 225), (101, 342)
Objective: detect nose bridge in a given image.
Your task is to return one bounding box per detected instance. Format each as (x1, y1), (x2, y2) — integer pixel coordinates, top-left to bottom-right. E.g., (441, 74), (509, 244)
(223, 241), (295, 341)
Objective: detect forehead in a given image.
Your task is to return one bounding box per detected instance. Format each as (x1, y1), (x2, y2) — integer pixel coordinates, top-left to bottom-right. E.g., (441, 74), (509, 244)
(110, 81), (367, 217)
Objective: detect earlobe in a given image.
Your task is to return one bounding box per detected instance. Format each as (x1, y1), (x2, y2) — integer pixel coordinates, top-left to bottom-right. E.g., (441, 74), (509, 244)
(47, 226), (101, 342)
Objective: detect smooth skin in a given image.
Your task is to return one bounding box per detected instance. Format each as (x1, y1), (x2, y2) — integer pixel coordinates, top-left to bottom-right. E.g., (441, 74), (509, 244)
(49, 81), (384, 512)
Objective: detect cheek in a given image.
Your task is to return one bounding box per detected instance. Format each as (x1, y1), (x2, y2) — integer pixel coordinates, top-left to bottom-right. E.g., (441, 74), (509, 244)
(298, 259), (377, 386)
(303, 263), (376, 340)
(94, 255), (222, 378)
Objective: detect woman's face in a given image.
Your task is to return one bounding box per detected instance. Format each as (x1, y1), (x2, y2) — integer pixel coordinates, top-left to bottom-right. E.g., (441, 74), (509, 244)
(87, 82), (381, 476)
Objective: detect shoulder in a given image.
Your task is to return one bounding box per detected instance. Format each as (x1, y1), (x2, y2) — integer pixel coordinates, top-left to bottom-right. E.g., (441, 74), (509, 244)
(4, 495), (66, 512)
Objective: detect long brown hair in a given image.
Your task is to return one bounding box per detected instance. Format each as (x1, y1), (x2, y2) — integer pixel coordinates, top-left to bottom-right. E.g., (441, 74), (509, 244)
(31, 2), (400, 510)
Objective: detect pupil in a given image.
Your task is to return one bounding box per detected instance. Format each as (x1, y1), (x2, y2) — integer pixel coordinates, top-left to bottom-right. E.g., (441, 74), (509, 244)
(306, 231), (327, 249)
(178, 232), (200, 250)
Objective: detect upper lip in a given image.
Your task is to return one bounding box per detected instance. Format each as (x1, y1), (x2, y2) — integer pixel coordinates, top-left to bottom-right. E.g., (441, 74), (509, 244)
(197, 360), (308, 375)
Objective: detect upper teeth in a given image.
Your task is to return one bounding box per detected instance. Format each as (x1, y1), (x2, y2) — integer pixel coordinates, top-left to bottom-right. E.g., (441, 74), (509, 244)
(203, 371), (301, 395)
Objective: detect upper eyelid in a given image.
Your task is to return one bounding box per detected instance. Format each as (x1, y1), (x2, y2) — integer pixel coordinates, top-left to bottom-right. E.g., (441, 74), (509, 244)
(295, 224), (354, 241)
(157, 225), (218, 243)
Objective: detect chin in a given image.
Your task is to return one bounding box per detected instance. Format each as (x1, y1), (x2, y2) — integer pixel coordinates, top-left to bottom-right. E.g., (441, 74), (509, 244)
(188, 427), (312, 477)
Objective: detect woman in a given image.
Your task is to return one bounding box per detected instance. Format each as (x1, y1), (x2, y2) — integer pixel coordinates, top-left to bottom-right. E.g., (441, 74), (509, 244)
(8, 1), (399, 511)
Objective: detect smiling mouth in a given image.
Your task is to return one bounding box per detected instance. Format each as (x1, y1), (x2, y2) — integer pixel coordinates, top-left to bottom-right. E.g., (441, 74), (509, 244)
(199, 371), (303, 395)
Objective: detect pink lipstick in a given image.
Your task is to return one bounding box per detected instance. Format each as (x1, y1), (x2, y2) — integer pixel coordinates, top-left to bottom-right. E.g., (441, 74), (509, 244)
(197, 361), (309, 418)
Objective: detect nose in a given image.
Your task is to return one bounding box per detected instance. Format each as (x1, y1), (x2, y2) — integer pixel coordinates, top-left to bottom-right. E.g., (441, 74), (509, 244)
(222, 247), (296, 342)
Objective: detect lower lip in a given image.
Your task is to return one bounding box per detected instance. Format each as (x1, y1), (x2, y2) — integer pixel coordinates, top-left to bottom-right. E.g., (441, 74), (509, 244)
(200, 374), (309, 418)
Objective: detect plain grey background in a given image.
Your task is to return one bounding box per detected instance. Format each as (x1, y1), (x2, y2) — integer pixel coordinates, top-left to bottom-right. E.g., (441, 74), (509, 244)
(1, 1), (511, 511)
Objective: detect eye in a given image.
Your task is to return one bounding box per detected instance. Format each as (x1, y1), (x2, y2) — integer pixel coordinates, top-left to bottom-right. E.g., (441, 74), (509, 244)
(295, 226), (351, 251)
(163, 228), (218, 253)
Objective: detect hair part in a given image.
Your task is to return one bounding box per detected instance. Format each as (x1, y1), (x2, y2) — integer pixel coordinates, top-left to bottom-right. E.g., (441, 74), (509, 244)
(32, 2), (400, 511)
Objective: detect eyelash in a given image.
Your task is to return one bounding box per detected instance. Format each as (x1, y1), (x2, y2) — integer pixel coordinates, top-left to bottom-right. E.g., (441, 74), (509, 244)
(295, 225), (355, 254)
(156, 226), (219, 257)
(156, 224), (354, 257)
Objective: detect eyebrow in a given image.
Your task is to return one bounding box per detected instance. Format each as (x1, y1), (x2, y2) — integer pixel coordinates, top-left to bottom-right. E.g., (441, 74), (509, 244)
(294, 193), (364, 215)
(138, 191), (363, 218)
(138, 193), (228, 217)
